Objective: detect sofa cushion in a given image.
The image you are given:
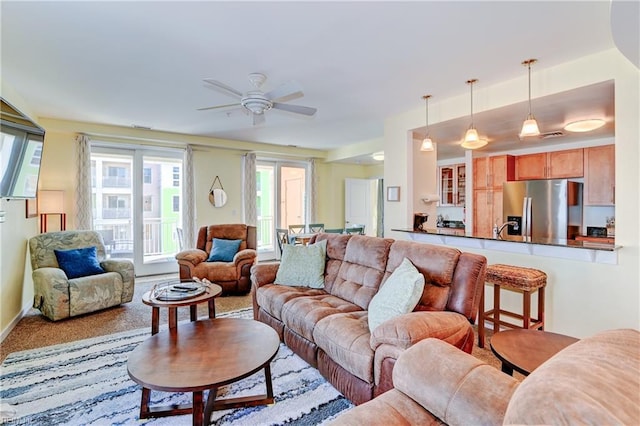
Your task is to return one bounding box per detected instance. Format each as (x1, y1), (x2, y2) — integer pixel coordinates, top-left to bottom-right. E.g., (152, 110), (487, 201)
(205, 224), (248, 252)
(330, 235), (393, 309)
(504, 329), (640, 425)
(275, 240), (327, 288)
(191, 261), (238, 282)
(368, 257), (425, 333)
(54, 246), (105, 279)
(207, 238), (242, 262)
(387, 240), (461, 311)
(69, 271), (123, 316)
(312, 233), (352, 293)
(281, 293), (362, 341)
(313, 311), (374, 383)
(255, 284), (325, 321)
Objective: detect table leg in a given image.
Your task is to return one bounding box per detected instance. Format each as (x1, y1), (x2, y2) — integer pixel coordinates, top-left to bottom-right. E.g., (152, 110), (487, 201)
(168, 307), (178, 330)
(190, 305), (198, 322)
(140, 387), (151, 418)
(193, 390), (203, 426)
(208, 299), (216, 319)
(264, 364), (274, 400)
(203, 386), (219, 426)
(501, 362), (514, 376)
(151, 307), (160, 335)
(478, 286), (485, 348)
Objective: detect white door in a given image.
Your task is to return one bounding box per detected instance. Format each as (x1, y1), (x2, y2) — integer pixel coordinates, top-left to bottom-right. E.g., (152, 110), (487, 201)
(345, 178), (376, 236)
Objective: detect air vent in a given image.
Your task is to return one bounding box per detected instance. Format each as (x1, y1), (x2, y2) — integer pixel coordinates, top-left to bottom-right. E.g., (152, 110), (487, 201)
(540, 131), (564, 139)
(132, 124), (152, 130)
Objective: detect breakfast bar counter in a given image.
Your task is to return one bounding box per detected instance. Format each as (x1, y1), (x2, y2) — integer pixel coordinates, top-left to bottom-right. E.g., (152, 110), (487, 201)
(392, 228), (621, 265)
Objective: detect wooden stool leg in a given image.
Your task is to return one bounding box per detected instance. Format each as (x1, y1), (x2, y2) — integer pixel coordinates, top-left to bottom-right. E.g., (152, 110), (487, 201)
(493, 284), (501, 334)
(523, 290), (531, 329)
(538, 286), (545, 330)
(478, 285), (486, 348)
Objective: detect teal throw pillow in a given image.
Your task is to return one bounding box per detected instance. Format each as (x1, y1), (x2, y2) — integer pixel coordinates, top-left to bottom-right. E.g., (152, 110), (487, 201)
(367, 257), (425, 333)
(54, 246), (105, 279)
(274, 240), (327, 288)
(207, 238), (242, 262)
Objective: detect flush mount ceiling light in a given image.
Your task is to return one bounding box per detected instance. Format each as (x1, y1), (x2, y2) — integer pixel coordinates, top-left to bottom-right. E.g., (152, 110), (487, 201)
(461, 79), (487, 149)
(421, 95), (435, 152)
(563, 119), (606, 132)
(519, 58), (541, 138)
(372, 152), (384, 161)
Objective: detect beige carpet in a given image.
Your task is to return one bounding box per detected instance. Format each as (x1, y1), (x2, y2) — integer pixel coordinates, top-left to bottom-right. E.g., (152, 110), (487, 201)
(1, 274), (519, 380)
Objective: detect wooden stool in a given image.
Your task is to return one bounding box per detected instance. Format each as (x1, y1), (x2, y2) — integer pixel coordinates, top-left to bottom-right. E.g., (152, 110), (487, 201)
(478, 264), (547, 348)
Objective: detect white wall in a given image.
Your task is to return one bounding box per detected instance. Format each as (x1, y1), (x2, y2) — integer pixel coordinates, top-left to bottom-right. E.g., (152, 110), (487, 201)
(384, 49), (640, 338)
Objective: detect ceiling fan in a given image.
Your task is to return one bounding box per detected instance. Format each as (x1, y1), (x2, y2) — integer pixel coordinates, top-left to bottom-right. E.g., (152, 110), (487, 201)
(198, 73), (317, 126)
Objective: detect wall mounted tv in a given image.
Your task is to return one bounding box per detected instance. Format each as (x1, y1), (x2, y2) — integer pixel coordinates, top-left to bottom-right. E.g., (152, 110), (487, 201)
(0, 98), (45, 199)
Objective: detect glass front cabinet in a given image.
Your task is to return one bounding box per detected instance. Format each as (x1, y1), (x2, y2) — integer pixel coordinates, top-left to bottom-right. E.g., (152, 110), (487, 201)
(438, 164), (466, 206)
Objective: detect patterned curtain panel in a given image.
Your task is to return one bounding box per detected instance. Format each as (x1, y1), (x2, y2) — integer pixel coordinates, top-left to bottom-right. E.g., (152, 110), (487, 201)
(183, 145), (196, 248)
(75, 134), (93, 230)
(308, 158), (318, 223)
(242, 153), (257, 225)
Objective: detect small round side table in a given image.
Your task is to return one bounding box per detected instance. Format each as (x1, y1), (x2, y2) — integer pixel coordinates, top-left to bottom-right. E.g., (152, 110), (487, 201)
(142, 281), (222, 335)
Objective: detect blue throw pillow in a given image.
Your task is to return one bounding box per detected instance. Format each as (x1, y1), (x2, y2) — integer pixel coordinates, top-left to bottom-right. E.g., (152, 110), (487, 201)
(207, 238), (242, 262)
(54, 246), (105, 279)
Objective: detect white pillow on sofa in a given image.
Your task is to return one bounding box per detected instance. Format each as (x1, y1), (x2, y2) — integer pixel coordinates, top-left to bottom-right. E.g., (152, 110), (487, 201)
(367, 257), (425, 333)
(274, 240), (327, 289)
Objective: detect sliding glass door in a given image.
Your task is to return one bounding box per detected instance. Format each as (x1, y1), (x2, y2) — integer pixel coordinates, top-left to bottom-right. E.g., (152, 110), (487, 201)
(256, 160), (307, 260)
(91, 145), (183, 276)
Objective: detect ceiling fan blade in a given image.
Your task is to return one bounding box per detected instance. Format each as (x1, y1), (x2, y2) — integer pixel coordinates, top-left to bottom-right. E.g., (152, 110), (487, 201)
(203, 79), (243, 99)
(272, 102), (317, 116)
(265, 81), (304, 102)
(197, 103), (241, 111)
(253, 113), (266, 126)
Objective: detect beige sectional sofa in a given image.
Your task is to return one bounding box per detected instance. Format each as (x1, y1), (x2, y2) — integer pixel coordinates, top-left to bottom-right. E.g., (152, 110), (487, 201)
(250, 233), (487, 404)
(332, 328), (640, 425)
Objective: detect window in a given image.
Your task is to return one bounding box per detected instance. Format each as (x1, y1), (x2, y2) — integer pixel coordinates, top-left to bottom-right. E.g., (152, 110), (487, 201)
(143, 167), (152, 184)
(172, 195), (180, 212)
(173, 166), (180, 187)
(108, 166), (126, 177)
(30, 144), (42, 166)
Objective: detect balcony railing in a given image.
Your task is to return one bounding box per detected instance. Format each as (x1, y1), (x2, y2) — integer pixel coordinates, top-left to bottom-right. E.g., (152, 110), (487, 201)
(102, 176), (131, 187)
(257, 215), (274, 251)
(94, 219), (181, 260)
(102, 208), (131, 219)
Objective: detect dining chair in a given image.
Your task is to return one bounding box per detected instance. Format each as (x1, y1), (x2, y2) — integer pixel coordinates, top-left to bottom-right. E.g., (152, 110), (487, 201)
(275, 228), (290, 253)
(345, 226), (365, 235)
(308, 223), (325, 232)
(324, 228), (344, 234)
(288, 224), (305, 244)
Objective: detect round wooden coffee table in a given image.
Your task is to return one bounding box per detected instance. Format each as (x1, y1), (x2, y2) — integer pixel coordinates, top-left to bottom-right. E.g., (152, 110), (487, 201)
(127, 318), (280, 426)
(142, 281), (222, 335)
(490, 329), (579, 376)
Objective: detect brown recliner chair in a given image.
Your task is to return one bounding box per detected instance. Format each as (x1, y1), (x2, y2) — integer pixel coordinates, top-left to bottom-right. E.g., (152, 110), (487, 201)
(175, 224), (257, 295)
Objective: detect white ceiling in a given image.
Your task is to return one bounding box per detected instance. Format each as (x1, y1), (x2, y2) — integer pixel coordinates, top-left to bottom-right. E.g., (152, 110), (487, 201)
(0, 1), (622, 160)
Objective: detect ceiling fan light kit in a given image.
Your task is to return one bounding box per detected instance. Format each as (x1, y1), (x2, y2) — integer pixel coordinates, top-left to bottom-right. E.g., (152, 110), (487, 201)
(519, 59), (541, 139)
(199, 73), (317, 126)
(421, 95), (435, 152)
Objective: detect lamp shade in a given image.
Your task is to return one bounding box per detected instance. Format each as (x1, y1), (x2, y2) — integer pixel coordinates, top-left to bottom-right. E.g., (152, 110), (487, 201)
(464, 127), (479, 143)
(420, 137), (434, 151)
(38, 190), (65, 214)
(520, 117), (541, 138)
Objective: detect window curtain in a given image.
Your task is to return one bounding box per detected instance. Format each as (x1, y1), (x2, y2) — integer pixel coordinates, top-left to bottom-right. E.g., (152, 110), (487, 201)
(308, 158), (318, 223)
(75, 134), (93, 230)
(242, 152), (257, 225)
(183, 145), (196, 247)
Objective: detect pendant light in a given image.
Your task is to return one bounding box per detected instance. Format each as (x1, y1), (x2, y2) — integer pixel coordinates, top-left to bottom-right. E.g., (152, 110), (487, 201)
(421, 95), (434, 151)
(461, 79), (487, 149)
(519, 58), (541, 138)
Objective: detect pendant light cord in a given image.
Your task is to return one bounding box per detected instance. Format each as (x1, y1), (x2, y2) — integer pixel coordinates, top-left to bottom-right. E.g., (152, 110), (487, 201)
(467, 79), (477, 128)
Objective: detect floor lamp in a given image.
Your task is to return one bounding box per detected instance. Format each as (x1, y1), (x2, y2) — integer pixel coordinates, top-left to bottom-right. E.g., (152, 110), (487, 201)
(38, 190), (66, 233)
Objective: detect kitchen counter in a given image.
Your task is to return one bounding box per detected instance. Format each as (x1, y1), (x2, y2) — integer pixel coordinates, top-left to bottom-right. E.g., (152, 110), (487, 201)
(392, 228), (621, 265)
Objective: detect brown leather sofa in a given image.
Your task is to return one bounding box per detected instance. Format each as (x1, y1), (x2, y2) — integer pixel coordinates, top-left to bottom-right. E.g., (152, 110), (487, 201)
(175, 224), (257, 294)
(251, 232), (486, 405)
(331, 329), (640, 425)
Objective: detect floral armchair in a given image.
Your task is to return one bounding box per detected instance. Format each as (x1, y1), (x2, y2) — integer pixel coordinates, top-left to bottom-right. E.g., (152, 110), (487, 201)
(29, 230), (135, 321)
(175, 224), (257, 295)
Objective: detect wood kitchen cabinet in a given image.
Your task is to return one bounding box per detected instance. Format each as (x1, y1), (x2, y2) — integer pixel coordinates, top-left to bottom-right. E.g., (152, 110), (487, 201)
(473, 155), (514, 237)
(439, 164), (466, 206)
(584, 144), (615, 205)
(515, 149), (584, 180)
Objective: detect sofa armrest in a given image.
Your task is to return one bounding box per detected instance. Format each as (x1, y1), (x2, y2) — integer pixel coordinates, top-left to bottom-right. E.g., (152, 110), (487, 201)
(393, 338), (519, 426)
(32, 267), (71, 321)
(250, 262), (280, 288)
(101, 259), (135, 302)
(233, 248), (257, 264)
(370, 311), (472, 351)
(175, 248), (208, 266)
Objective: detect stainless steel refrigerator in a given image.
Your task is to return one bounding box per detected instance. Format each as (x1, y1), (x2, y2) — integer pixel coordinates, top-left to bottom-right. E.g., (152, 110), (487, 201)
(501, 179), (583, 243)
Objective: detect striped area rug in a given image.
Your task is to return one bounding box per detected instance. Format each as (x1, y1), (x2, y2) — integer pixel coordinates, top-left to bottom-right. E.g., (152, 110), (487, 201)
(0, 308), (353, 425)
